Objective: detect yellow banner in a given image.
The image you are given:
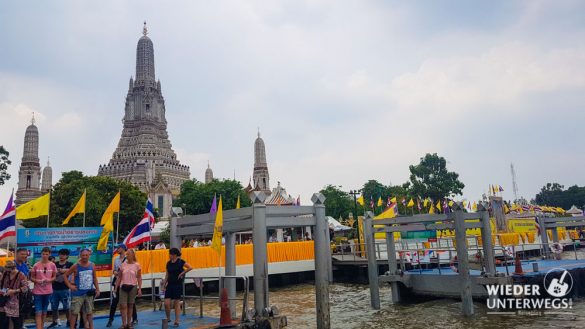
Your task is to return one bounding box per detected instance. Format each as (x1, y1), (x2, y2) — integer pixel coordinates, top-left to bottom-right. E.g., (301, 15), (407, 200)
(436, 218), (496, 238)
(508, 218), (537, 233)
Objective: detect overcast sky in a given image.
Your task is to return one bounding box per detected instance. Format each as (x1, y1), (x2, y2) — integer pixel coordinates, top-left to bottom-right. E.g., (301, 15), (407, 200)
(1, 1), (585, 208)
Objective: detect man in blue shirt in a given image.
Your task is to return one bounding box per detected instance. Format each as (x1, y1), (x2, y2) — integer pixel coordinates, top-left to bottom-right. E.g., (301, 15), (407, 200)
(15, 248), (30, 276)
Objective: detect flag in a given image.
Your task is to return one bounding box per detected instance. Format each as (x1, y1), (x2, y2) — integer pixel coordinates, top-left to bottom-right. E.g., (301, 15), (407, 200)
(390, 197), (397, 204)
(407, 198), (414, 208)
(499, 185), (504, 192)
(467, 201), (472, 211)
(423, 198), (429, 208)
(357, 195), (364, 206)
(0, 194), (16, 241)
(429, 204), (435, 214)
(62, 190), (86, 225)
(448, 200), (454, 207)
(443, 200), (450, 213)
(503, 203), (510, 214)
(436, 200), (442, 212)
(417, 198), (421, 211)
(296, 195), (300, 206)
(16, 193), (50, 220)
(374, 201), (398, 219)
(236, 195), (241, 209)
(370, 196), (374, 209)
(97, 192), (120, 251)
(123, 199), (155, 248)
(401, 197), (406, 206)
(211, 196), (223, 254)
(377, 196), (383, 207)
(472, 202), (478, 211)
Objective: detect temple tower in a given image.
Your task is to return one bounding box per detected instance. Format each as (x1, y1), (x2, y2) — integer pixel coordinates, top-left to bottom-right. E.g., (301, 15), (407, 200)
(98, 23), (190, 216)
(41, 158), (52, 193)
(205, 161), (213, 183)
(15, 115), (43, 205)
(253, 130), (270, 194)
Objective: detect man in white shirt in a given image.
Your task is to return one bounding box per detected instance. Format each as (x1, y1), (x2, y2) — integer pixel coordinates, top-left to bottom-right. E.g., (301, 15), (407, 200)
(155, 241), (167, 250)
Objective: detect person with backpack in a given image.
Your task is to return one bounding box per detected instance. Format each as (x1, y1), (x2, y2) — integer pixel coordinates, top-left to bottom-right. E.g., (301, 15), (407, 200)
(48, 249), (73, 329)
(114, 249), (142, 329)
(0, 260), (28, 329)
(31, 247), (57, 329)
(63, 249), (100, 329)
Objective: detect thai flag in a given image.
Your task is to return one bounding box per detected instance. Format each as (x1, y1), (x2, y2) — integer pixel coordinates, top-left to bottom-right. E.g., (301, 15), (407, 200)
(0, 194), (16, 241)
(123, 199), (156, 248)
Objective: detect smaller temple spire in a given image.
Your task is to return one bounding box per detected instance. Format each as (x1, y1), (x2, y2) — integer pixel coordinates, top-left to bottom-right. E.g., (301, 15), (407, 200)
(31, 112), (36, 125)
(143, 21), (148, 36)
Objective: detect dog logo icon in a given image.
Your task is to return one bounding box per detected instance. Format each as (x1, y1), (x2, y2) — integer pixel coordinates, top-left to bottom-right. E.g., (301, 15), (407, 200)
(544, 268), (572, 298)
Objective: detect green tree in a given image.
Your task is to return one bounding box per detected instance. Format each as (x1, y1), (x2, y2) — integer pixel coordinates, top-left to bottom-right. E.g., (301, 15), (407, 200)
(0, 146), (11, 186)
(535, 183), (585, 210)
(319, 185), (359, 219)
(32, 171), (146, 239)
(408, 153), (464, 201)
(177, 179), (251, 215)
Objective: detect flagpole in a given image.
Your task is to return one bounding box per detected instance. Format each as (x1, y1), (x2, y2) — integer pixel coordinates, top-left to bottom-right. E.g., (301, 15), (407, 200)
(46, 192), (51, 228)
(116, 190), (120, 244)
(83, 189), (87, 227)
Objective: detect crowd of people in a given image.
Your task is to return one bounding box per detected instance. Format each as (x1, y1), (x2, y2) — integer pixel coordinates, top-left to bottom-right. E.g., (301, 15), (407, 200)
(0, 244), (193, 329)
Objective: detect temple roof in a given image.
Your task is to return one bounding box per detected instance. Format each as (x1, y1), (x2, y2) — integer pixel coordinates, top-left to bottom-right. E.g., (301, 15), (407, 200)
(265, 181), (295, 206)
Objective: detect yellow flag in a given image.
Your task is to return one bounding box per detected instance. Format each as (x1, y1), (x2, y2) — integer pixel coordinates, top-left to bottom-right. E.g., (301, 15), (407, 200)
(97, 192), (120, 251)
(448, 200), (454, 207)
(436, 201), (442, 212)
(62, 191), (86, 225)
(504, 203), (510, 214)
(428, 204), (435, 214)
(423, 198), (429, 207)
(357, 195), (364, 206)
(407, 198), (414, 208)
(462, 200), (467, 208)
(390, 197), (397, 204)
(236, 195), (241, 209)
(472, 202), (478, 211)
(16, 193), (50, 220)
(377, 197), (383, 207)
(211, 196), (223, 255)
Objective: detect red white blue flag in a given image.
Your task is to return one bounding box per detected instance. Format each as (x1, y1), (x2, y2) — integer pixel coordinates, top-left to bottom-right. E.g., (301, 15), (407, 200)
(0, 193), (16, 241)
(123, 198), (155, 248)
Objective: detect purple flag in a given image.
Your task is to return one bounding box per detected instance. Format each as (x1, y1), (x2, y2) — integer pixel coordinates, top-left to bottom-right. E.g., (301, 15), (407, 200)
(210, 195), (217, 215)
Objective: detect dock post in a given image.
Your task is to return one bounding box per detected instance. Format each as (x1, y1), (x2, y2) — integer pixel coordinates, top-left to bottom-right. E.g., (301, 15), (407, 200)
(225, 231), (237, 319)
(551, 227), (559, 243)
(454, 204), (474, 316)
(312, 193), (331, 329)
(170, 216), (181, 250)
(478, 203), (496, 276)
(252, 191), (269, 315)
(385, 228), (401, 303)
(537, 217), (550, 258)
(364, 212), (381, 309)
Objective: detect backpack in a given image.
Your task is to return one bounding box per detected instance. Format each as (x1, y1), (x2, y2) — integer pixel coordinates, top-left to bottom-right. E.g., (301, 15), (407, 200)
(18, 272), (34, 316)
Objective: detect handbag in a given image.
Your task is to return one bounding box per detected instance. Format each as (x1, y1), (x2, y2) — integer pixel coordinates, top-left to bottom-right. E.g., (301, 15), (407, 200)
(121, 284), (134, 292)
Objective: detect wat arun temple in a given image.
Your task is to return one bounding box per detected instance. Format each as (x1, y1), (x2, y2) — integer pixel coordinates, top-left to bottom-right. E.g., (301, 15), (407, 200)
(98, 23), (190, 217)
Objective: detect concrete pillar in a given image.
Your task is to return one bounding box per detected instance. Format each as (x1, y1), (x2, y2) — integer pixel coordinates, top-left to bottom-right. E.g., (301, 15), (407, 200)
(325, 224), (333, 283)
(489, 196), (508, 232)
(385, 230), (401, 303)
(551, 227), (559, 243)
(312, 193), (331, 329)
(276, 228), (284, 242)
(170, 216), (181, 250)
(251, 192), (268, 315)
(478, 203), (496, 276)
(225, 232), (237, 319)
(453, 204), (474, 316)
(537, 217), (550, 258)
(364, 212), (380, 309)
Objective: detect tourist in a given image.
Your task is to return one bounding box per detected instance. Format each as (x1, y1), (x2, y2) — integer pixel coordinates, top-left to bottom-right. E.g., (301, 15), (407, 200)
(107, 244), (137, 328)
(14, 248), (30, 277)
(48, 249), (73, 329)
(0, 260), (28, 329)
(163, 248), (193, 327)
(64, 249), (100, 329)
(31, 247), (57, 329)
(115, 249), (142, 329)
(155, 241), (166, 250)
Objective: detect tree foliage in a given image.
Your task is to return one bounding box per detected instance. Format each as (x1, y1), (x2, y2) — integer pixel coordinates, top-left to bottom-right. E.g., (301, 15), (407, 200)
(319, 185), (360, 220)
(31, 171), (146, 238)
(408, 153), (464, 201)
(534, 183), (585, 209)
(0, 146), (11, 186)
(176, 179), (251, 215)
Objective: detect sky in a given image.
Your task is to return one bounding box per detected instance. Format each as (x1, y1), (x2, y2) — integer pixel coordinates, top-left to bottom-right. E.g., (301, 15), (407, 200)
(1, 0), (585, 208)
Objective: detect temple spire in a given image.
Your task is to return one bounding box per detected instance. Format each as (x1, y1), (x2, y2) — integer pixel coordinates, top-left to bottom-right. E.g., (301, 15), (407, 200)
(143, 21), (148, 36)
(31, 112), (35, 125)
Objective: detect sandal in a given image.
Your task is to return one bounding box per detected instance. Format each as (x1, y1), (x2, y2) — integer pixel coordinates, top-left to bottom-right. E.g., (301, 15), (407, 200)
(173, 322), (180, 327)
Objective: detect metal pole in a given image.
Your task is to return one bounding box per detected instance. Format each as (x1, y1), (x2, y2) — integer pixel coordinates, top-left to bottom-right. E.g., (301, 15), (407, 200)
(537, 217), (550, 258)
(363, 212), (380, 309)
(312, 193), (331, 329)
(385, 230), (400, 303)
(225, 232), (237, 319)
(478, 203), (496, 276)
(454, 204), (474, 316)
(251, 192), (268, 315)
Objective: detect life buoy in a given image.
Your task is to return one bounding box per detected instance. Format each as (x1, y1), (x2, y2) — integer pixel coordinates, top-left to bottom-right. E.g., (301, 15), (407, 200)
(449, 255), (458, 273)
(551, 242), (563, 254)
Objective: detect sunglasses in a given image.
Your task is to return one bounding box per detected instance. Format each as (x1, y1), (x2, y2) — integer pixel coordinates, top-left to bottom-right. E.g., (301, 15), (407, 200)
(43, 267), (47, 274)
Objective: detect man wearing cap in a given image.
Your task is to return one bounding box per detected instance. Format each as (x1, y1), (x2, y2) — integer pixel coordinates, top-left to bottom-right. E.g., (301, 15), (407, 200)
(106, 245), (137, 327)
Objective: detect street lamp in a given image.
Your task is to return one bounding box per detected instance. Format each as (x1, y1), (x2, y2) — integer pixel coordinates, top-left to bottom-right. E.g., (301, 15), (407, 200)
(349, 189), (362, 255)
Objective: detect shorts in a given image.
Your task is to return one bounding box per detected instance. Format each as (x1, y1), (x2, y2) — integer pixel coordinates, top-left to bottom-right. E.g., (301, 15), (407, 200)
(51, 289), (70, 311)
(33, 294), (51, 314)
(70, 295), (94, 315)
(119, 285), (138, 305)
(164, 283), (183, 300)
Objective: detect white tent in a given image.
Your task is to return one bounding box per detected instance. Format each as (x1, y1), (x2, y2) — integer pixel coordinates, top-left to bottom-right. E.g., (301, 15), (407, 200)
(567, 205), (583, 216)
(327, 216), (352, 232)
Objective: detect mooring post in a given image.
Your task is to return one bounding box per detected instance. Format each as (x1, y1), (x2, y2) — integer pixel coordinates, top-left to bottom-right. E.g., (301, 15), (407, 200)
(325, 225), (333, 283)
(312, 193), (331, 329)
(454, 204), (474, 316)
(551, 227), (559, 243)
(225, 231), (237, 319)
(252, 191), (268, 315)
(385, 228), (401, 303)
(537, 216), (550, 258)
(363, 211), (381, 309)
(478, 203), (496, 276)
(170, 215), (181, 250)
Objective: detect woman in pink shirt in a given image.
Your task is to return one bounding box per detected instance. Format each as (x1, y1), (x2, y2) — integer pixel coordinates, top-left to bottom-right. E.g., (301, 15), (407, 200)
(31, 247), (57, 329)
(115, 249), (142, 329)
